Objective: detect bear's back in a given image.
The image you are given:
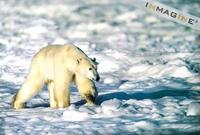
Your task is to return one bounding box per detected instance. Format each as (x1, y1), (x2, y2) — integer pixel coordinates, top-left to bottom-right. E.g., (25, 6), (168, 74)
(30, 44), (89, 79)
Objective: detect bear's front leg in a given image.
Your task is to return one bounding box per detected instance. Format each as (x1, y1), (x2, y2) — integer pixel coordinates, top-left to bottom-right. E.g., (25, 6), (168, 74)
(54, 80), (70, 108)
(75, 75), (98, 105)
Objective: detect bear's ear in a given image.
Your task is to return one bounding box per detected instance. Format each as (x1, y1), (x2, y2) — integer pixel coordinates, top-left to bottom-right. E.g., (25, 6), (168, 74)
(91, 57), (99, 65)
(91, 58), (96, 62)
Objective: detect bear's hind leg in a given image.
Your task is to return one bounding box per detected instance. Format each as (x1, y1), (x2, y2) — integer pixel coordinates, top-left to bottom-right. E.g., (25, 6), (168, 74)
(47, 81), (57, 108)
(12, 72), (44, 109)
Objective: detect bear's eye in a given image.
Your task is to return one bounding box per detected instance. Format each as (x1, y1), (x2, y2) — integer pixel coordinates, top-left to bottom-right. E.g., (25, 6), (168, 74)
(89, 68), (92, 70)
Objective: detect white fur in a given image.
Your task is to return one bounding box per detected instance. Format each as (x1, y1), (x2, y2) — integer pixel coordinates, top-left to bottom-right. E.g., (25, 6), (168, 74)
(12, 44), (99, 109)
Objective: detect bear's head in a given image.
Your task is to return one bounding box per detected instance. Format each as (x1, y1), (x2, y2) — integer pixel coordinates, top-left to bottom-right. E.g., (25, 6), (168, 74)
(76, 57), (100, 82)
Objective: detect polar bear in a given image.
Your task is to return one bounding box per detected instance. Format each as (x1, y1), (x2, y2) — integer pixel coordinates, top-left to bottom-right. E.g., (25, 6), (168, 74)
(12, 44), (100, 109)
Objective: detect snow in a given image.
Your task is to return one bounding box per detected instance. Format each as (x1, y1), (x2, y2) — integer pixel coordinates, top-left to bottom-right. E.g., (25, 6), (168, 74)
(63, 110), (89, 121)
(101, 99), (121, 115)
(187, 102), (200, 116)
(134, 121), (157, 130)
(1, 0), (200, 134)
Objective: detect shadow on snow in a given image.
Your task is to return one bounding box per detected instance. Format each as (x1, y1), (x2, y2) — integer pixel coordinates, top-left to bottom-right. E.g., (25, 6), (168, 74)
(96, 86), (191, 105)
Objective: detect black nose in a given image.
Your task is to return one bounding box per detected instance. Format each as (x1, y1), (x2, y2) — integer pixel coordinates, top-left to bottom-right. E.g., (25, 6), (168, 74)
(96, 75), (100, 82)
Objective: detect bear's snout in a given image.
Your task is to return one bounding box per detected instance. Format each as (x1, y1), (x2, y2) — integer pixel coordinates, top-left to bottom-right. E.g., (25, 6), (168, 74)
(96, 74), (100, 82)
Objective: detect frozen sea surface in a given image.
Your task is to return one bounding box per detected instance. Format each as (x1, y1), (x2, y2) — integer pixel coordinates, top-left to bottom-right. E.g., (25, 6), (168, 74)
(0, 0), (200, 134)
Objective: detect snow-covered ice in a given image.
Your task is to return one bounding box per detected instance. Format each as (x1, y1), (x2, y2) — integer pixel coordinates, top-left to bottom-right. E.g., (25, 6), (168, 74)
(187, 102), (200, 116)
(101, 99), (121, 115)
(63, 110), (89, 122)
(0, 0), (200, 134)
